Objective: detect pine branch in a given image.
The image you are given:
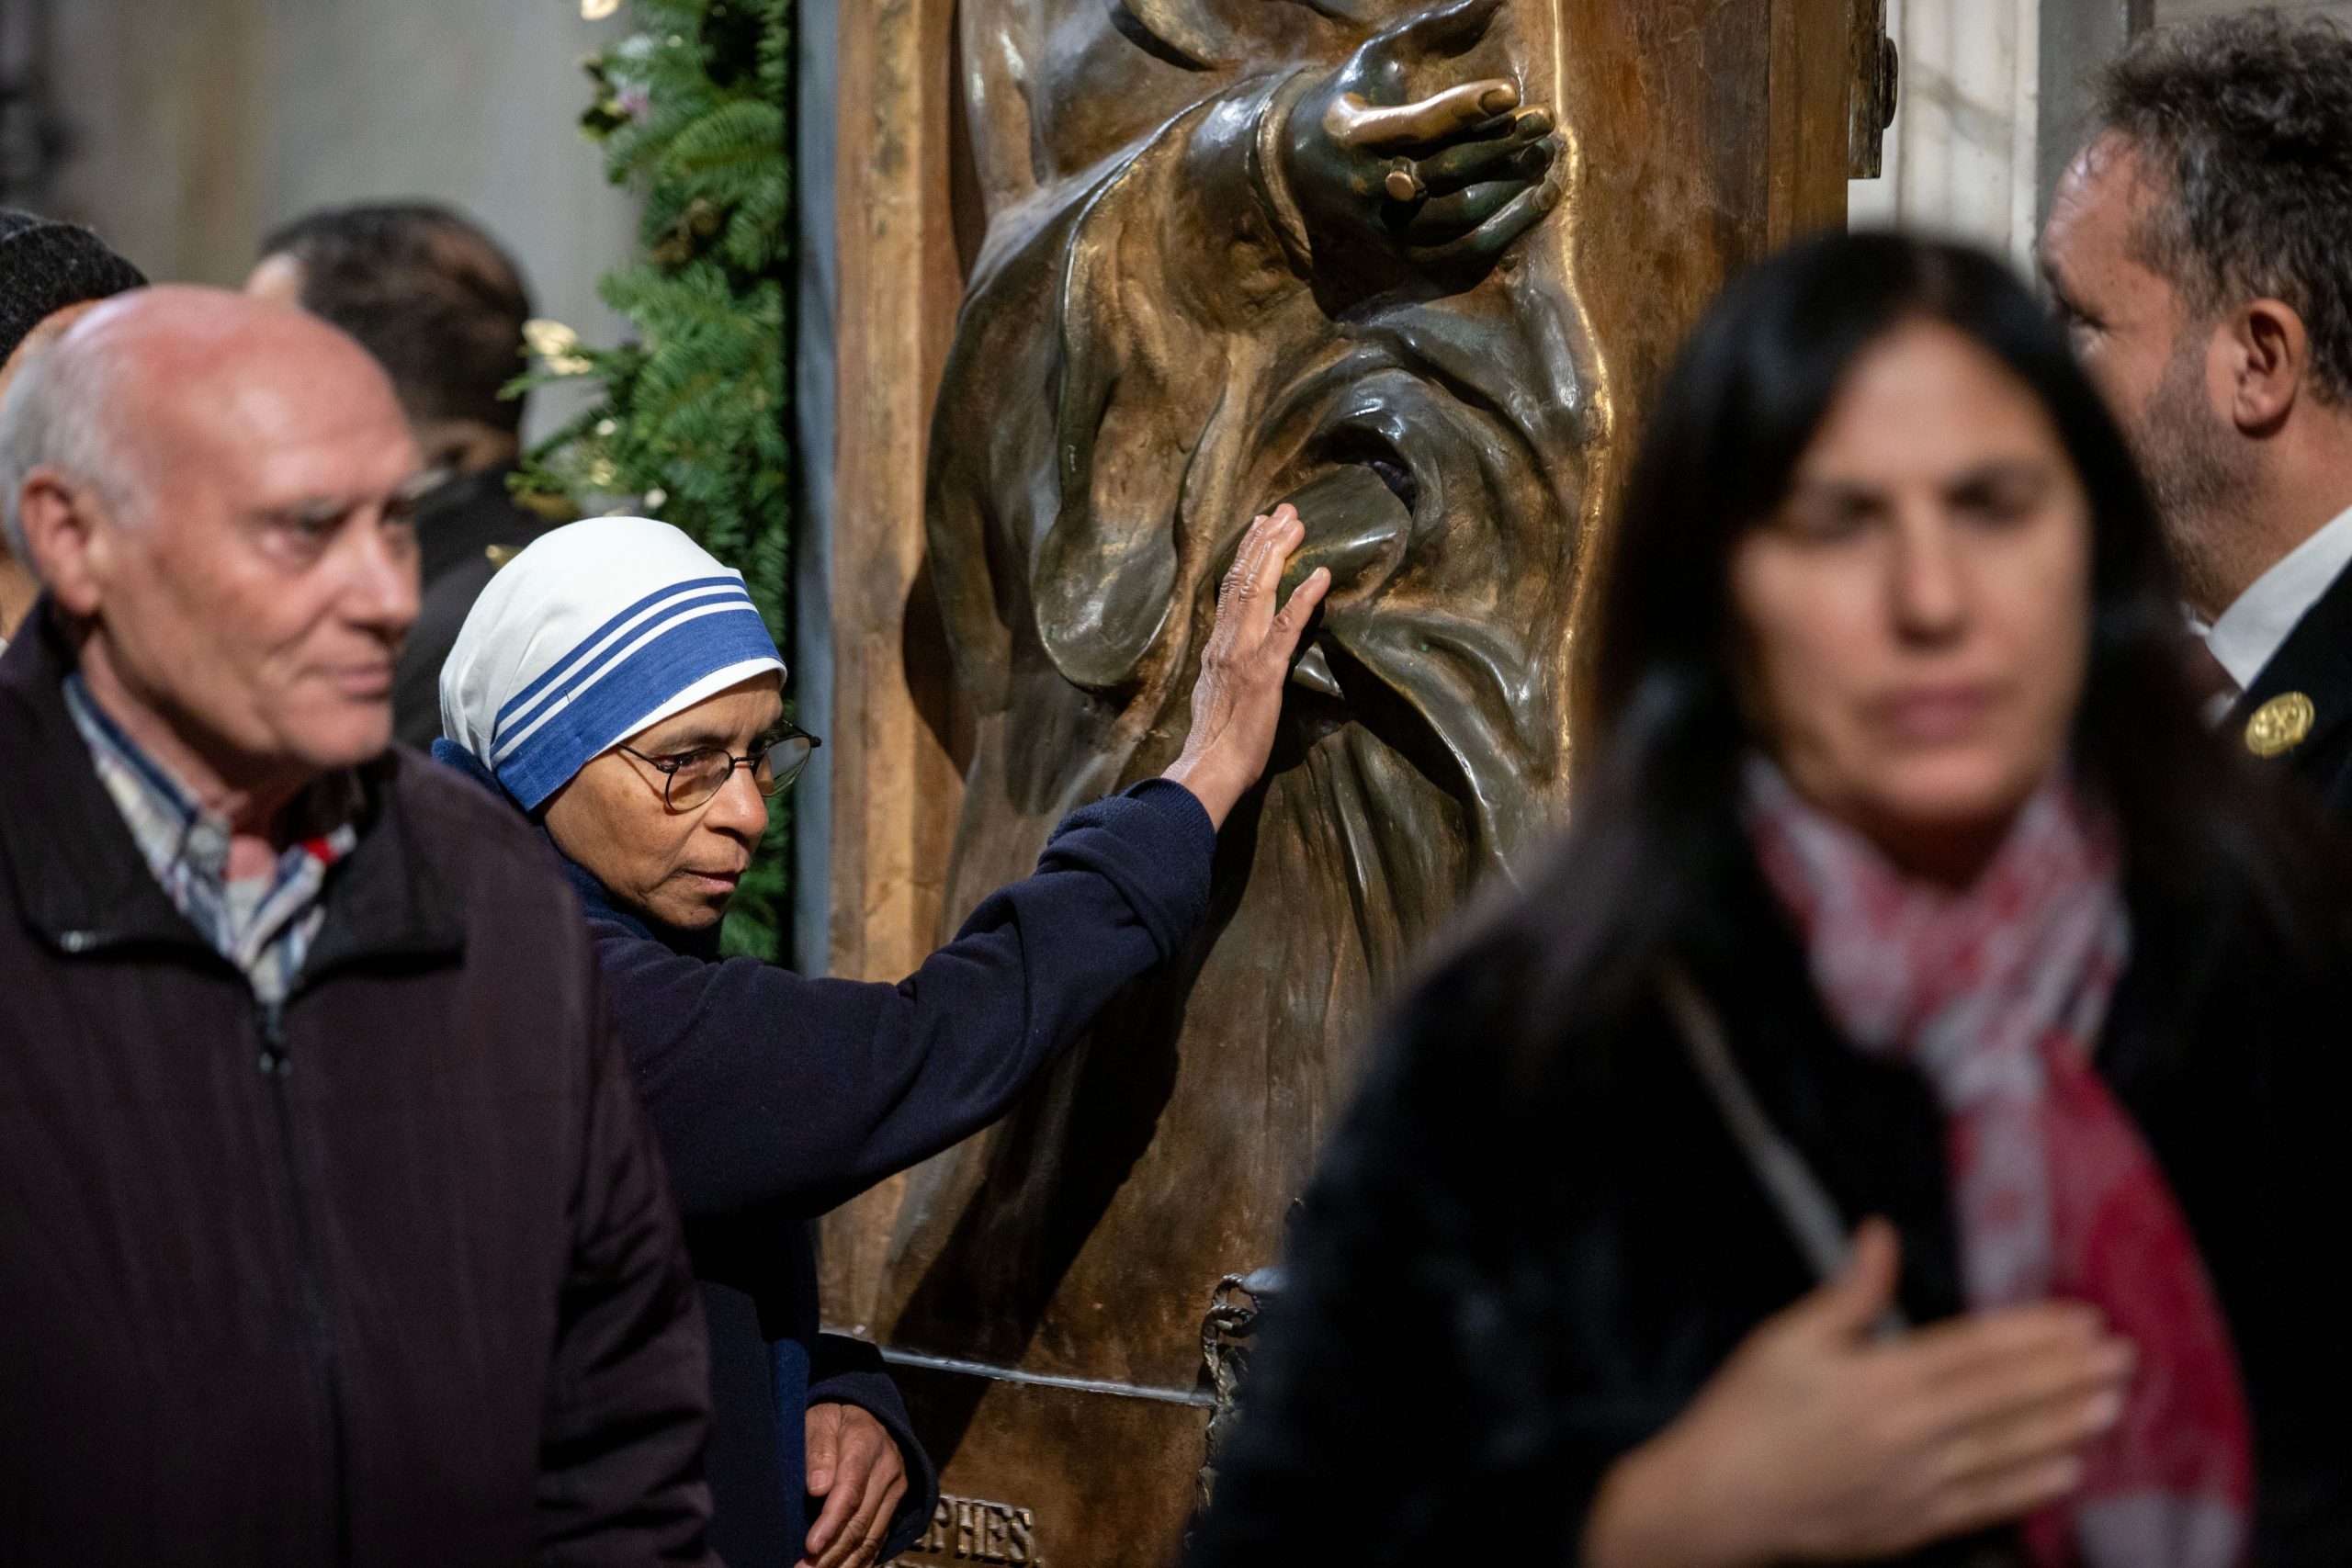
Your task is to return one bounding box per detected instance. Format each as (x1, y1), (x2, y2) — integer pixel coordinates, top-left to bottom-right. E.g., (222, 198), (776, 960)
(520, 0), (794, 961)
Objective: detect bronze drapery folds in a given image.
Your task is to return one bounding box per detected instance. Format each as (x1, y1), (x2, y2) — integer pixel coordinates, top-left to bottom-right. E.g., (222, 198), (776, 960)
(828, 0), (1862, 1560)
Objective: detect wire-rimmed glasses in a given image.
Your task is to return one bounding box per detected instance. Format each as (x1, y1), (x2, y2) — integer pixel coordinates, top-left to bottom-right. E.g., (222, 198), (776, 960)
(616, 723), (821, 812)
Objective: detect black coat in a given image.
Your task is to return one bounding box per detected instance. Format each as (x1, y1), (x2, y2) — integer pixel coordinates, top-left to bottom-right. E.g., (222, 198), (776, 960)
(0, 615), (714, 1566)
(1192, 810), (2352, 1568)
(432, 740), (1218, 1567)
(2232, 558), (2352, 818)
(394, 465), (555, 750)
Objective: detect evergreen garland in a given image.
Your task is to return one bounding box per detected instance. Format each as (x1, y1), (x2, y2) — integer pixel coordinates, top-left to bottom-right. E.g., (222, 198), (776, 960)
(517, 0), (794, 961)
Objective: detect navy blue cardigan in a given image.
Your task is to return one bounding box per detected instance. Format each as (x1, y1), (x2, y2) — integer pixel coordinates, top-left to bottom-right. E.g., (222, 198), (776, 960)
(432, 739), (1216, 1565)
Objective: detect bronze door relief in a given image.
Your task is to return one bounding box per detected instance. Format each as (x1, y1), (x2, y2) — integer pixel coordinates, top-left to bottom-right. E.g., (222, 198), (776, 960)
(826, 1), (1874, 1562)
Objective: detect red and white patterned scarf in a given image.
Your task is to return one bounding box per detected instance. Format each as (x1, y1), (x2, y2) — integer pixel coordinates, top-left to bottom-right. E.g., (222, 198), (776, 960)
(1743, 759), (2253, 1568)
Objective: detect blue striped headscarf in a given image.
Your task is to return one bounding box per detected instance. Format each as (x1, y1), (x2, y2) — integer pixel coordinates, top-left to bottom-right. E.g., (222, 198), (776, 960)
(438, 516), (786, 810)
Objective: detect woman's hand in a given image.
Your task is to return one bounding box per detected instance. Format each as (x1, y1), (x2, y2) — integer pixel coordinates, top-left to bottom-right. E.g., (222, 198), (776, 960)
(1162, 504), (1332, 829)
(801, 1402), (909, 1568)
(1582, 1220), (2136, 1568)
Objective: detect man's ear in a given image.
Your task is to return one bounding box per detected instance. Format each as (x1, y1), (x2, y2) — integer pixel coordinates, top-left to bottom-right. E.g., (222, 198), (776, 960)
(17, 468), (110, 618)
(2222, 297), (2309, 435)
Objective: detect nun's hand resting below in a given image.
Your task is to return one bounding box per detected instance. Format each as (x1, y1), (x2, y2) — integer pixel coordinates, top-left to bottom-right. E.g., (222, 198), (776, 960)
(1161, 504), (1333, 829)
(801, 1403), (907, 1568)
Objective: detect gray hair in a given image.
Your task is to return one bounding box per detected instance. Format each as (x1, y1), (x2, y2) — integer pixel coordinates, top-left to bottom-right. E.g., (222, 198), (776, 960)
(0, 328), (136, 574)
(2096, 11), (2352, 401)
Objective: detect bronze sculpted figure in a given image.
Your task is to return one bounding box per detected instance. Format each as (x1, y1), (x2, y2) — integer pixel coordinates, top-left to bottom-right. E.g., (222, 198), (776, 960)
(841, 0), (1617, 1555)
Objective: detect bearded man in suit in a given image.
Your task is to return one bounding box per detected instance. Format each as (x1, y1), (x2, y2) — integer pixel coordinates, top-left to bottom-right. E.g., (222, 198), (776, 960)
(2041, 14), (2352, 807)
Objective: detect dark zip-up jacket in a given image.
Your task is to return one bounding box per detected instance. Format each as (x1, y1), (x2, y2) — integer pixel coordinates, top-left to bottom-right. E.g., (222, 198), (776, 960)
(432, 739), (1217, 1568)
(0, 615), (716, 1567)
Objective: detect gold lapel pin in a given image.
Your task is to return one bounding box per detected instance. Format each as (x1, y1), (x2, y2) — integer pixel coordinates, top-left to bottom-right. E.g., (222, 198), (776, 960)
(2245, 692), (2317, 758)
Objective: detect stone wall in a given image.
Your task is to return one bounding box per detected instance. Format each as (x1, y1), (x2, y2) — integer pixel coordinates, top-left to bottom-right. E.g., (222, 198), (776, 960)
(34, 0), (639, 443)
(1849, 0), (2047, 265)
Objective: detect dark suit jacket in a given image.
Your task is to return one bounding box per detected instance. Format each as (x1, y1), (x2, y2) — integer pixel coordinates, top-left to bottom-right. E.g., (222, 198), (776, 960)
(2231, 559), (2352, 817)
(395, 464), (555, 750)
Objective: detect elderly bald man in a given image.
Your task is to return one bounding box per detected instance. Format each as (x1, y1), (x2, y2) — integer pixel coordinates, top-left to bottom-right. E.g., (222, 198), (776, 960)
(0, 288), (716, 1565)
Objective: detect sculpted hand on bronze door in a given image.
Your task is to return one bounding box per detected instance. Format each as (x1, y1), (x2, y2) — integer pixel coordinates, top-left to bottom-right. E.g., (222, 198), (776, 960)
(838, 0), (1611, 1552)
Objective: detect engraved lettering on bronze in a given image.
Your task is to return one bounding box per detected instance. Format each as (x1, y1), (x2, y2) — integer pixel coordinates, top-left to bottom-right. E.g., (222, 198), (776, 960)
(897, 1495), (1041, 1566)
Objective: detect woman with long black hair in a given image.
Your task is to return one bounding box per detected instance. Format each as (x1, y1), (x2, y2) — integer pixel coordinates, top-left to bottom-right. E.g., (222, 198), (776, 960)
(1188, 233), (2352, 1567)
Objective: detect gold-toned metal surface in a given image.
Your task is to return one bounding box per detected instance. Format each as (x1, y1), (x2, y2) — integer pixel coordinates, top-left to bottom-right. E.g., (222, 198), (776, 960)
(877, 1361), (1213, 1568)
(827, 1), (1860, 1561)
(896, 1494), (1042, 1565)
(2247, 692), (2317, 758)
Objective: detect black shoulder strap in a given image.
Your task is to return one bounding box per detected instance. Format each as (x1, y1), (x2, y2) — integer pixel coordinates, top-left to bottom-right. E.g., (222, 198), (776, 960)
(1657, 963), (1907, 1335)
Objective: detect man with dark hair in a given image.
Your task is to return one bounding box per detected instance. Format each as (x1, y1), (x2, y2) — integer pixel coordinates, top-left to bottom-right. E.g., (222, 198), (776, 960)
(0, 211), (144, 647)
(249, 202), (554, 748)
(2041, 12), (2352, 814)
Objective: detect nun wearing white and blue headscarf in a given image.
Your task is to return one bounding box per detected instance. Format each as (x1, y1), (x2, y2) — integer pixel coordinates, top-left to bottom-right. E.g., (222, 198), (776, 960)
(435, 513), (1329, 1568)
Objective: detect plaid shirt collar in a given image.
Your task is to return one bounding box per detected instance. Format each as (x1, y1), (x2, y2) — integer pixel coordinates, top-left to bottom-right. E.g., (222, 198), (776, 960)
(62, 673), (359, 1003)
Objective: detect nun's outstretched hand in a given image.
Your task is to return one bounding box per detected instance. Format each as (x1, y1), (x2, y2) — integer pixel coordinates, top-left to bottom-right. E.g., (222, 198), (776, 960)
(1161, 503), (1333, 829)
